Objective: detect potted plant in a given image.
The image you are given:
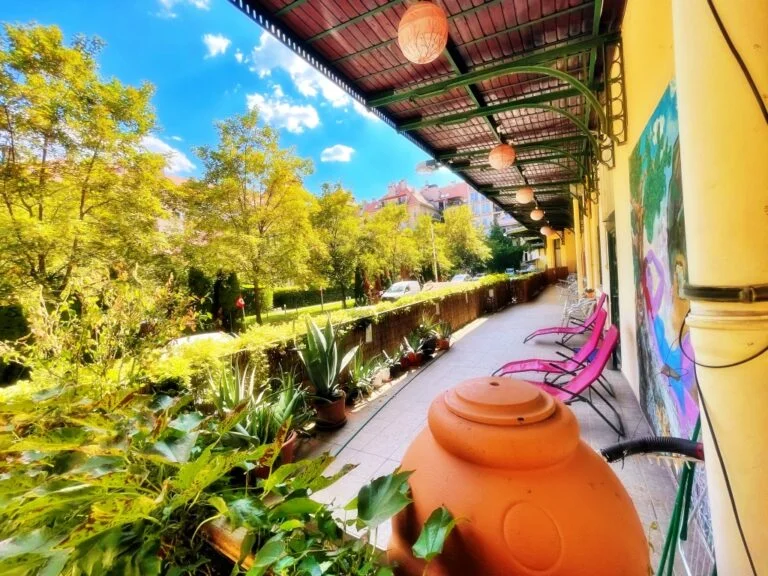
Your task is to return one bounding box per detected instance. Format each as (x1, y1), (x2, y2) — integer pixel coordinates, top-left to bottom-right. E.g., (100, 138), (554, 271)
(346, 349), (382, 404)
(414, 314), (440, 359)
(383, 349), (404, 379)
(298, 317), (358, 429)
(436, 319), (453, 351)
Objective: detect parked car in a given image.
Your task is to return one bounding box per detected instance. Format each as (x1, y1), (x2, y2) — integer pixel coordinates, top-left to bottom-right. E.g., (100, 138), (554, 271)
(450, 274), (472, 283)
(381, 280), (421, 301)
(505, 268), (517, 277)
(472, 273), (487, 281)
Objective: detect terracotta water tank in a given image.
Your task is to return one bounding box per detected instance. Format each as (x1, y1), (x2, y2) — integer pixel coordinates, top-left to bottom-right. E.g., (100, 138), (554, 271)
(388, 377), (650, 575)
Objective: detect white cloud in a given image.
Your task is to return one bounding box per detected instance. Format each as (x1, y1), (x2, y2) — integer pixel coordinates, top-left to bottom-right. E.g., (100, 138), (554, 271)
(141, 135), (196, 174)
(203, 34), (231, 58)
(157, 0), (210, 18)
(234, 49), (244, 64)
(170, 135), (183, 142)
(246, 93), (319, 134)
(249, 32), (377, 120)
(320, 145), (355, 163)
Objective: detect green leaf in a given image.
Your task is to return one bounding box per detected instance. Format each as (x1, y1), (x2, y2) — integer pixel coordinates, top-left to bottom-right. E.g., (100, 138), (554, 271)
(269, 497), (322, 520)
(58, 495), (157, 548)
(246, 536), (285, 576)
(411, 506), (456, 562)
(356, 470), (413, 528)
(149, 430), (199, 463)
(168, 412), (204, 433)
(0, 530), (52, 559)
(277, 519), (304, 532)
(227, 498), (267, 529)
(207, 496), (228, 516)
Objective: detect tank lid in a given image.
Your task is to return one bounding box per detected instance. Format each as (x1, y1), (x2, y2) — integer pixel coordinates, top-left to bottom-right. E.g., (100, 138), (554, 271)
(444, 377), (556, 426)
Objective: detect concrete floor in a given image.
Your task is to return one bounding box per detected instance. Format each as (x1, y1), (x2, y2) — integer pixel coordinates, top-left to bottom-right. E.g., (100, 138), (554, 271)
(301, 287), (687, 571)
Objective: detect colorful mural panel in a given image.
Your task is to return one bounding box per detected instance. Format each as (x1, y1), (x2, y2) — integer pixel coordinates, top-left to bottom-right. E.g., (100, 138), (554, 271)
(629, 81), (697, 439)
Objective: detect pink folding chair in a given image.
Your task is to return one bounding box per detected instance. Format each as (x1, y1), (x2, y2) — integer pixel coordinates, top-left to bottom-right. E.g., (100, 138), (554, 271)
(523, 292), (607, 344)
(524, 325), (624, 436)
(494, 308), (613, 396)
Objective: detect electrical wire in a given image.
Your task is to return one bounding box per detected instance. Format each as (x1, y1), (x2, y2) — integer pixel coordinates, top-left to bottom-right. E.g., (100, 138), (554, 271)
(707, 0), (768, 125)
(677, 312), (764, 575)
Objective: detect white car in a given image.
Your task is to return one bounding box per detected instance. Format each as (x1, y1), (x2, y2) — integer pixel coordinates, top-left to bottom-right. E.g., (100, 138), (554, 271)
(450, 274), (472, 283)
(381, 280), (421, 301)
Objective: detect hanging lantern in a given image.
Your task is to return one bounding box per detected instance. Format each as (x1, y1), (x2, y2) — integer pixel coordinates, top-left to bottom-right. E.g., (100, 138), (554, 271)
(530, 207), (545, 221)
(540, 225), (554, 237)
(397, 2), (449, 65)
(488, 144), (516, 170)
(515, 186), (534, 204)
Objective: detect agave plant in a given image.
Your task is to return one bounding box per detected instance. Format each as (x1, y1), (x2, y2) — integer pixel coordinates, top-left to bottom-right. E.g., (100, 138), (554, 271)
(297, 317), (358, 402)
(346, 349), (382, 401)
(207, 360), (260, 414)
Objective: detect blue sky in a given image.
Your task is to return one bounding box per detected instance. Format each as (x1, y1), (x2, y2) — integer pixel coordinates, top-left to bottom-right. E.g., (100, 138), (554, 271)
(3, 0), (458, 200)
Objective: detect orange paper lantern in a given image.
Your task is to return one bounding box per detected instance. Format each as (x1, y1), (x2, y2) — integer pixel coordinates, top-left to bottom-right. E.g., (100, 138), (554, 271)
(516, 186), (534, 204)
(530, 208), (545, 221)
(488, 143), (516, 170)
(397, 2), (449, 65)
(540, 225), (554, 236)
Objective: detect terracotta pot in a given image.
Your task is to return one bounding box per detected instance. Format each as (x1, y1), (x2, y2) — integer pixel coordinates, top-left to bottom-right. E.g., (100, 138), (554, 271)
(388, 377), (649, 576)
(252, 431), (299, 479)
(436, 338), (451, 351)
(313, 393), (347, 430)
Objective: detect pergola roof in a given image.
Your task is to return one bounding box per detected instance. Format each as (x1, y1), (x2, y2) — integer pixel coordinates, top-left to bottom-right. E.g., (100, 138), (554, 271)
(228, 0), (626, 232)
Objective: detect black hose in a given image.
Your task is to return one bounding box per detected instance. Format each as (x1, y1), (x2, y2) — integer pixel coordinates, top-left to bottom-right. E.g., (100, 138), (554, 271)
(600, 436), (704, 464)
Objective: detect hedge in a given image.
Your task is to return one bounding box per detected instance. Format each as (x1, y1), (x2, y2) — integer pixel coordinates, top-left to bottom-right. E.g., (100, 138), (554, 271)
(271, 286), (344, 309)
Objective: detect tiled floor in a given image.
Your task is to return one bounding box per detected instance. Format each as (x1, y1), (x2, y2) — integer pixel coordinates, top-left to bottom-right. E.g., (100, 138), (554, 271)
(299, 287), (684, 571)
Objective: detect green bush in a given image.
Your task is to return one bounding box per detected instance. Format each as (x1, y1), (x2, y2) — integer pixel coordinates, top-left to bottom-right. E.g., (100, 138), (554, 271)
(271, 286), (344, 309)
(0, 304), (28, 341)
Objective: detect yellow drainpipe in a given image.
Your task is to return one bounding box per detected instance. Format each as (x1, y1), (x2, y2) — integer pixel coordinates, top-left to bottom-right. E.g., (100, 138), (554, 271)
(572, 189), (585, 291)
(672, 0), (768, 572)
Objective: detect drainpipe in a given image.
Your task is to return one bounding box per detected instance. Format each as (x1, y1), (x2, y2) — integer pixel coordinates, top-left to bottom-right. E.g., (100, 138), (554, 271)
(672, 1), (768, 572)
(572, 189), (585, 291)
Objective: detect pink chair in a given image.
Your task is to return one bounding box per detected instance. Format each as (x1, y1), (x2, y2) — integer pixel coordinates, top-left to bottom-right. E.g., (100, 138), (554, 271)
(524, 325), (624, 436)
(494, 308), (612, 393)
(523, 292), (607, 344)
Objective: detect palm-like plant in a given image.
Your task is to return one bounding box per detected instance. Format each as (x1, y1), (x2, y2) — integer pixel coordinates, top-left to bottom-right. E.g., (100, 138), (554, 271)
(207, 360), (260, 414)
(298, 318), (358, 402)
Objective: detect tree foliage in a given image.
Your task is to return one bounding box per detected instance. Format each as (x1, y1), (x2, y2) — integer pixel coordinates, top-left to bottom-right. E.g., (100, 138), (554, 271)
(175, 110), (316, 324)
(310, 183), (360, 307)
(442, 205), (490, 273)
(360, 204), (418, 284)
(0, 24), (168, 297)
(486, 223), (526, 272)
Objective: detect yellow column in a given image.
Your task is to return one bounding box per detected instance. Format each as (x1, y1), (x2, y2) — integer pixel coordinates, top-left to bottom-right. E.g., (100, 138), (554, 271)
(673, 1), (768, 572)
(582, 201), (594, 290)
(545, 234), (556, 269)
(588, 200), (601, 289)
(572, 189), (585, 290)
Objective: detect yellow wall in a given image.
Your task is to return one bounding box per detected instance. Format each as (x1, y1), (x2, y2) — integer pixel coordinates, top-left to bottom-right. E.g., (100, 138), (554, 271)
(598, 0), (675, 397)
(563, 229), (576, 273)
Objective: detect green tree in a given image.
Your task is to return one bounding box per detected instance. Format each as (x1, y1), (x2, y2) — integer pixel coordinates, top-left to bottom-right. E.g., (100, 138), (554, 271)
(0, 24), (167, 297)
(177, 110), (315, 324)
(413, 214), (450, 282)
(486, 223), (525, 272)
(360, 203), (418, 284)
(442, 205), (490, 273)
(311, 183), (361, 308)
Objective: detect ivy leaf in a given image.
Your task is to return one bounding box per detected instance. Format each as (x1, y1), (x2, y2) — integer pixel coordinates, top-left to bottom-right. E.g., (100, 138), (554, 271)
(411, 506), (456, 562)
(269, 497), (322, 520)
(356, 470), (413, 528)
(246, 536), (285, 576)
(58, 495), (157, 548)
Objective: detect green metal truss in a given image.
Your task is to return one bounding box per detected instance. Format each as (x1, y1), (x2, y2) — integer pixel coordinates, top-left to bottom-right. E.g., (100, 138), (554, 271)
(368, 33), (618, 107)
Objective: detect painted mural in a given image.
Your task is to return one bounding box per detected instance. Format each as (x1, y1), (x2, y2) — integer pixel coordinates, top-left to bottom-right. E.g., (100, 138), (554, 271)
(629, 81), (697, 440)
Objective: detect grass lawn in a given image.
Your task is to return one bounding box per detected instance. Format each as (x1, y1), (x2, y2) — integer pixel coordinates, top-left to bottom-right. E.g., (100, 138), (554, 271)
(245, 299), (356, 326)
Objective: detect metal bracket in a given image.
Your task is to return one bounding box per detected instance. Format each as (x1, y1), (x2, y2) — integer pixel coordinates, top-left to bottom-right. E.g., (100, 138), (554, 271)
(604, 40), (628, 145)
(683, 283), (768, 303)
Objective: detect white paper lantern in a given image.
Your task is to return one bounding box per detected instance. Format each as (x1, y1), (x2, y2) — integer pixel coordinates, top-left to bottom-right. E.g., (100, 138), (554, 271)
(540, 225), (554, 237)
(530, 208), (545, 221)
(516, 186), (534, 204)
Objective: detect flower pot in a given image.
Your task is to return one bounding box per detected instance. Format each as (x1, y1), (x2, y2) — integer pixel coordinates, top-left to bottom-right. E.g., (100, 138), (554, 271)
(389, 364), (403, 379)
(437, 337), (451, 351)
(252, 431), (300, 479)
(313, 393), (347, 430)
